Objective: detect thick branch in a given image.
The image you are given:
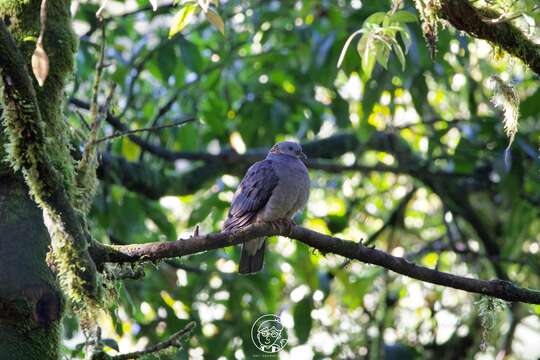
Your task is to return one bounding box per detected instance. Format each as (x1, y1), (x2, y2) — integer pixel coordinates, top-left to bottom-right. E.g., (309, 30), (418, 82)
(440, 0), (540, 76)
(90, 223), (540, 305)
(91, 131), (365, 199)
(98, 153), (230, 199)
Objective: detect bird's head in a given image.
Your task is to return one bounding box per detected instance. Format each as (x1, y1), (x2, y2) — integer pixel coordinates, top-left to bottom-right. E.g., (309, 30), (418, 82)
(270, 141), (307, 160)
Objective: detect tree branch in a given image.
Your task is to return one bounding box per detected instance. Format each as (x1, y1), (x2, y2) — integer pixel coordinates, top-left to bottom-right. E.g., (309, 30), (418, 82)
(97, 153), (230, 199)
(111, 321), (195, 360)
(440, 0), (540, 76)
(90, 223), (540, 305)
(93, 117), (196, 144)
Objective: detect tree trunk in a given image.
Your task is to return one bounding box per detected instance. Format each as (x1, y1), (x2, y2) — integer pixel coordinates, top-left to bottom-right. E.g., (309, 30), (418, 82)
(0, 0), (77, 358)
(0, 171), (63, 359)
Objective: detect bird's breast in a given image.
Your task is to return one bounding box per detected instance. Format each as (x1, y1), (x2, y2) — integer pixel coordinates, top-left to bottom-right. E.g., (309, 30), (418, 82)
(259, 160), (309, 221)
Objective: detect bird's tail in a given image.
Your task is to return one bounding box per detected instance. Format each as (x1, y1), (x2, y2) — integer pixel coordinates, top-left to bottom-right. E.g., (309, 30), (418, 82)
(239, 238), (266, 274)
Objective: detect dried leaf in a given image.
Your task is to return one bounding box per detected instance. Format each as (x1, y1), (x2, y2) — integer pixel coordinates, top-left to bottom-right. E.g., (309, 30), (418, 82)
(31, 42), (49, 87)
(206, 8), (225, 34)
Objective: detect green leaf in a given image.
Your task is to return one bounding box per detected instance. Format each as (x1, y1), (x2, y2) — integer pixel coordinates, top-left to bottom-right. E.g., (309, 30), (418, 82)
(392, 42), (406, 71)
(293, 297), (313, 344)
(169, 3), (198, 38)
(156, 43), (177, 80)
(121, 138), (141, 161)
(374, 41), (390, 69)
(399, 30), (412, 53)
(363, 11), (386, 25)
(206, 8), (225, 34)
(179, 37), (203, 72)
(356, 33), (369, 59)
(360, 36), (375, 78)
(389, 10), (418, 24)
(384, 25), (406, 34)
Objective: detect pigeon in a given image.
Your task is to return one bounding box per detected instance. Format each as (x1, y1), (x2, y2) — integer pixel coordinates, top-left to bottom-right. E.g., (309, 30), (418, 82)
(223, 141), (310, 274)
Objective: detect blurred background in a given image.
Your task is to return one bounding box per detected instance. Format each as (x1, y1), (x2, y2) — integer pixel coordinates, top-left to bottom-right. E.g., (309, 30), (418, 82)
(65, 0), (540, 358)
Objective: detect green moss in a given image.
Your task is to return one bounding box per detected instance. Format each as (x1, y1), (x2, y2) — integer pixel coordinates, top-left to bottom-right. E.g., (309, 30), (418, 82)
(0, 0), (102, 327)
(439, 0), (540, 75)
(1, 0), (79, 202)
(0, 323), (61, 359)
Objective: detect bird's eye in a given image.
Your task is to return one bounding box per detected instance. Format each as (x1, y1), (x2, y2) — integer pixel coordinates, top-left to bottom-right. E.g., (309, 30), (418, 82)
(288, 146), (293, 150)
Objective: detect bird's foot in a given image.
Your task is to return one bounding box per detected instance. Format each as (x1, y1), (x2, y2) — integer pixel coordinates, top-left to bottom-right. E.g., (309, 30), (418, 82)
(270, 218), (295, 235)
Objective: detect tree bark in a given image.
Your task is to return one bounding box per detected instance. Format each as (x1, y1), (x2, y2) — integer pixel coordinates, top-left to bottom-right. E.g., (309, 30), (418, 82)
(0, 0), (78, 358)
(0, 172), (63, 359)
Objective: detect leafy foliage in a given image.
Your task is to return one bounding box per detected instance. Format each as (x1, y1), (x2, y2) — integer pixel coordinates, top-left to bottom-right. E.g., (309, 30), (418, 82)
(58, 0), (540, 358)
(337, 8), (416, 76)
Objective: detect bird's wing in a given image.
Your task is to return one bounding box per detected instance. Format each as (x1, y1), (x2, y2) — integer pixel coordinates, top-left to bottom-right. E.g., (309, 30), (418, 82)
(223, 159), (278, 231)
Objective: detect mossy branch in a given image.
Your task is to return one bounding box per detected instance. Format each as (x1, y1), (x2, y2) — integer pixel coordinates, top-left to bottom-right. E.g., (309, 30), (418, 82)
(0, 19), (99, 313)
(74, 19), (108, 215)
(439, 0), (540, 76)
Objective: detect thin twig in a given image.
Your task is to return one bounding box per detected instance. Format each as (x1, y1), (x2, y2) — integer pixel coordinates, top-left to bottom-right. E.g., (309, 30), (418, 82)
(75, 110), (92, 131)
(111, 321), (196, 360)
(94, 117), (196, 144)
(80, 19), (107, 164)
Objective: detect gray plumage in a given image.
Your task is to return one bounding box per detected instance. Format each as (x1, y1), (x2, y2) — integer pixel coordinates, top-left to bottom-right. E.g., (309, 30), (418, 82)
(223, 141), (310, 274)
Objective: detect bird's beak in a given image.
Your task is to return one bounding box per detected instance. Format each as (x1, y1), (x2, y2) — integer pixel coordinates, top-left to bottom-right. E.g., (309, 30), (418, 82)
(299, 151), (307, 160)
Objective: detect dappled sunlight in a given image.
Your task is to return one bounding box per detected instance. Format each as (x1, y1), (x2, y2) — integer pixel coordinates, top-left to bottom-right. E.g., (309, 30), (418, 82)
(1, 0), (539, 358)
